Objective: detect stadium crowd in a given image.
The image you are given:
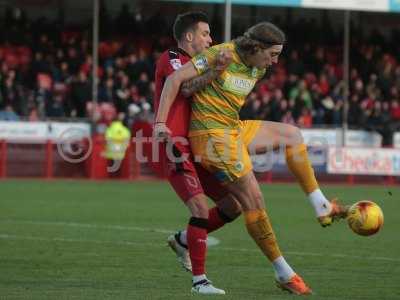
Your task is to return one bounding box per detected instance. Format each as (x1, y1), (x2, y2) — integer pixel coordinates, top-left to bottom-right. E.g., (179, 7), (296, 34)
(0, 5), (399, 144)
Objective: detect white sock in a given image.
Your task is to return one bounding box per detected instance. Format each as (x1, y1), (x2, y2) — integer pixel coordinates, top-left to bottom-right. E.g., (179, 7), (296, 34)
(272, 256), (295, 283)
(179, 230), (187, 245)
(193, 274), (207, 284)
(309, 189), (331, 217)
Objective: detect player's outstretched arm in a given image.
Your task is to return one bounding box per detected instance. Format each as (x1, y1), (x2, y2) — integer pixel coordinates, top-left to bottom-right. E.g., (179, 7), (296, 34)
(180, 49), (233, 97)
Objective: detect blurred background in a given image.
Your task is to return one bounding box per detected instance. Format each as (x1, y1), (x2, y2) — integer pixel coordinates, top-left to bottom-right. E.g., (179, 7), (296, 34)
(0, 0), (399, 183)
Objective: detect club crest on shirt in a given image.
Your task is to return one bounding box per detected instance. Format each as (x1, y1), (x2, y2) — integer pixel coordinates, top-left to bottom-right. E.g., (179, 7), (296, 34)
(170, 59), (182, 70)
(234, 161), (244, 172)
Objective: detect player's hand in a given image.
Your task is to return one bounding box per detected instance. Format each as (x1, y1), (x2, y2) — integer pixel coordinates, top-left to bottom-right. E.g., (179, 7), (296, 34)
(153, 122), (171, 142)
(215, 48), (233, 72)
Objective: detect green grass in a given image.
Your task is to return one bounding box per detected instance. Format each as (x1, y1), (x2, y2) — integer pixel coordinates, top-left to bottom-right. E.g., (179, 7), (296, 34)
(0, 180), (399, 300)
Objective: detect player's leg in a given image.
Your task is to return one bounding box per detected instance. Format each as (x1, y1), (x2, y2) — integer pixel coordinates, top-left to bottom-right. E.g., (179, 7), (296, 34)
(224, 171), (312, 295)
(244, 120), (347, 226)
(191, 132), (311, 295)
(168, 174), (225, 294)
(143, 140), (194, 272)
(169, 164), (242, 271)
(165, 145), (225, 295)
(167, 143), (240, 238)
(198, 163), (242, 232)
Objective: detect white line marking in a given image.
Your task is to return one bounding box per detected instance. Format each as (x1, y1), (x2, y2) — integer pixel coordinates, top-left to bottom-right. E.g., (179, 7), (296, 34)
(1, 220), (175, 234)
(0, 233), (158, 247)
(216, 246), (400, 262)
(1, 220), (398, 263)
(207, 236), (219, 246)
(0, 220), (220, 247)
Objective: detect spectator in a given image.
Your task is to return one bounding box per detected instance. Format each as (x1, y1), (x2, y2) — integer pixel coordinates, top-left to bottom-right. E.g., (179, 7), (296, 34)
(0, 105), (19, 121)
(297, 108), (313, 128)
(99, 77), (116, 103)
(114, 75), (130, 112)
(69, 71), (91, 118)
(1, 75), (21, 114)
(0, 5), (399, 147)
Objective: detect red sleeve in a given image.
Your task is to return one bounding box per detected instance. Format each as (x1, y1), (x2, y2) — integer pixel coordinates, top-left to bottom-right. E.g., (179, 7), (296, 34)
(154, 52), (174, 114)
(153, 49), (191, 137)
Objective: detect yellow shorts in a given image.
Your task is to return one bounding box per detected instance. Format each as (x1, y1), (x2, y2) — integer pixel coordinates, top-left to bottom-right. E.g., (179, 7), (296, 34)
(189, 120), (261, 183)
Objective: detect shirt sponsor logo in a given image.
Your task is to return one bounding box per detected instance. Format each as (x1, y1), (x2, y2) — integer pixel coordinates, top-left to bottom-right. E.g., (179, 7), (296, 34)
(224, 75), (256, 96)
(170, 59), (182, 70)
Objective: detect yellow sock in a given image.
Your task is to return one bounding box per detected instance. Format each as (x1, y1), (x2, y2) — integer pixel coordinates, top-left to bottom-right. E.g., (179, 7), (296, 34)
(286, 144), (318, 194)
(244, 209), (282, 262)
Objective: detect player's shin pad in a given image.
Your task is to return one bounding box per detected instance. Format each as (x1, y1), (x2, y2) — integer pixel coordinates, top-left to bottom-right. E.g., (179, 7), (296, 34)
(244, 209), (282, 261)
(285, 144), (319, 194)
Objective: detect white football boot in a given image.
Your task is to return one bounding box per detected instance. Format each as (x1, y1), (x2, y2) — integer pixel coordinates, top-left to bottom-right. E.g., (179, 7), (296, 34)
(191, 279), (226, 295)
(167, 232), (192, 272)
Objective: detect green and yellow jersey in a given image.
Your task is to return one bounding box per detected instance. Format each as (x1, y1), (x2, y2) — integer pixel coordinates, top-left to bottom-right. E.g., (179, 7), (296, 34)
(189, 42), (265, 137)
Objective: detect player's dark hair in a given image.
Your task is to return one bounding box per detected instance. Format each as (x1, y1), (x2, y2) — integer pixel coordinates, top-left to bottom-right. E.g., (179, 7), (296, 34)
(235, 22), (286, 55)
(173, 11), (209, 42)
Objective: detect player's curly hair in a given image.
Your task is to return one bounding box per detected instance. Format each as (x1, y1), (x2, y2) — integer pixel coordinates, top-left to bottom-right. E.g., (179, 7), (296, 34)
(173, 11), (209, 42)
(235, 22), (286, 55)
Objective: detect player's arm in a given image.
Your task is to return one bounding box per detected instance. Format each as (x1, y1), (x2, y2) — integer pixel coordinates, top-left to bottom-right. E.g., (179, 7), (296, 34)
(180, 68), (220, 98)
(154, 46), (232, 139)
(180, 49), (233, 97)
(154, 61), (198, 139)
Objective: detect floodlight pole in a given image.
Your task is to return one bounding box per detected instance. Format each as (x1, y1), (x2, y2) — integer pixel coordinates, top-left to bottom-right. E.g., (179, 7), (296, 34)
(224, 0), (232, 42)
(342, 10), (350, 146)
(92, 0), (99, 122)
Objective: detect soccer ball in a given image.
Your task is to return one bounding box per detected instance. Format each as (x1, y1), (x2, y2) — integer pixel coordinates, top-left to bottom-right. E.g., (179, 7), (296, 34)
(347, 201), (384, 236)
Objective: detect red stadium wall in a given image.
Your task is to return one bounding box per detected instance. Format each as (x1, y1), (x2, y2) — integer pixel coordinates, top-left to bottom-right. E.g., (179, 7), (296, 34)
(0, 137), (398, 185)
(0, 136), (141, 180)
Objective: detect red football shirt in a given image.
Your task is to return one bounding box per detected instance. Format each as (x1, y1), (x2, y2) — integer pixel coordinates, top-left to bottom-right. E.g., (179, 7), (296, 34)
(154, 48), (192, 137)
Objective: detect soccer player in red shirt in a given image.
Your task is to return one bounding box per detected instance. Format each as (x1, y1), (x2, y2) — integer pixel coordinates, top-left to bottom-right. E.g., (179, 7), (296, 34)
(152, 11), (238, 295)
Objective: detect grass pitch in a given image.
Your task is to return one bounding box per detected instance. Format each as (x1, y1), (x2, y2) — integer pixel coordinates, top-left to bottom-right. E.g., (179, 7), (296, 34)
(0, 180), (399, 300)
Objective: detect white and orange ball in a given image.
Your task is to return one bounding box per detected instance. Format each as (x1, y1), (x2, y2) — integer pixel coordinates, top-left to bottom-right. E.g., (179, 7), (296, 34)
(347, 201), (384, 236)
